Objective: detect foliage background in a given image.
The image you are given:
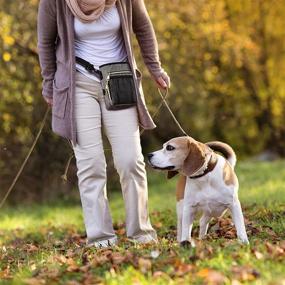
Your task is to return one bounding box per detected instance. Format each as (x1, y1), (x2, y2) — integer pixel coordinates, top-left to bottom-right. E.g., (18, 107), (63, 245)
(0, 0), (285, 202)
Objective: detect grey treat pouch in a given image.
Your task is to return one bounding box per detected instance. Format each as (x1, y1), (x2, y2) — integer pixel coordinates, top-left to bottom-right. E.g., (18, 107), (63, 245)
(99, 62), (137, 110)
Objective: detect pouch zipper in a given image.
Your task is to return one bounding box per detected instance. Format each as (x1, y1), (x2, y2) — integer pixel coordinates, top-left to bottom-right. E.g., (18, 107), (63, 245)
(105, 70), (133, 89)
(107, 70), (133, 79)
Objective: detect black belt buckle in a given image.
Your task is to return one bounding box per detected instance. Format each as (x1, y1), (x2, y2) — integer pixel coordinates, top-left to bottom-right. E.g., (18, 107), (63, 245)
(75, 56), (103, 80)
(85, 63), (94, 72)
(92, 69), (103, 80)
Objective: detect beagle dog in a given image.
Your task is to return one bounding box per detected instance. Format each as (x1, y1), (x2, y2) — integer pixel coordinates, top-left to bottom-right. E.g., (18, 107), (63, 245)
(148, 136), (249, 245)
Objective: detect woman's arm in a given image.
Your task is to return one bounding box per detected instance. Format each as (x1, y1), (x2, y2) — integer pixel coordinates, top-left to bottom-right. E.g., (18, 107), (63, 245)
(132, 0), (170, 89)
(37, 0), (57, 105)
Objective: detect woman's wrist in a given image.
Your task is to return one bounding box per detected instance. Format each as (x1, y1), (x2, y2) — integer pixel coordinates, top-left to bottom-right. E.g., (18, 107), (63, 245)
(152, 69), (171, 89)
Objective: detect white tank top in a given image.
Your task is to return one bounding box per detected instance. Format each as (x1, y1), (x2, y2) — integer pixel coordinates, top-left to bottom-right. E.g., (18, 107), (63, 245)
(74, 5), (128, 81)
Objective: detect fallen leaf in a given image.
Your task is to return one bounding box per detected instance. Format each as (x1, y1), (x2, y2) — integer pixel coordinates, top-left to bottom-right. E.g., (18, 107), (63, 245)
(153, 271), (165, 278)
(232, 266), (260, 281)
(197, 269), (226, 285)
(30, 264), (37, 271)
(81, 252), (89, 265)
(154, 222), (163, 229)
(54, 255), (67, 264)
(0, 267), (12, 280)
(279, 241), (285, 250)
(231, 279), (242, 285)
(24, 278), (46, 285)
(175, 263), (193, 277)
(110, 252), (126, 265)
(253, 250), (264, 260)
(265, 242), (285, 259)
(138, 258), (152, 274)
(66, 281), (81, 285)
(44, 268), (60, 280)
(113, 225), (126, 236)
(66, 258), (80, 272)
(197, 268), (211, 278)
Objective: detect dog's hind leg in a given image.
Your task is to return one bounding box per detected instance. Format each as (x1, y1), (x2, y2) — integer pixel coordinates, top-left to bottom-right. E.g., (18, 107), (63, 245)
(199, 214), (211, 239)
(230, 198), (249, 244)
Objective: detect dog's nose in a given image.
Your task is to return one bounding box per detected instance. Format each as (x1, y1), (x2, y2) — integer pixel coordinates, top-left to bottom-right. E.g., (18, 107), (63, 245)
(147, 153), (154, 160)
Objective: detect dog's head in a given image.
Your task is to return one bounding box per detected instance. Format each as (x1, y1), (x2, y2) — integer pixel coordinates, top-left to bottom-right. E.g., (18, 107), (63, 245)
(148, 136), (211, 178)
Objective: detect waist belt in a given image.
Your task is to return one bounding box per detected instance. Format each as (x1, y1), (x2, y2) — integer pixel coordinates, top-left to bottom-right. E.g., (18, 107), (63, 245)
(75, 56), (103, 80)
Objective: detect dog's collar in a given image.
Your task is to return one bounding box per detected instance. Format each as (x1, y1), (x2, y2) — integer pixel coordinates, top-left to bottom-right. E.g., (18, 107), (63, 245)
(189, 152), (218, 179)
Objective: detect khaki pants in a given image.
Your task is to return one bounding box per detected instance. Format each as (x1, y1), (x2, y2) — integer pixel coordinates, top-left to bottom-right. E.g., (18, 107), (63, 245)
(71, 71), (157, 247)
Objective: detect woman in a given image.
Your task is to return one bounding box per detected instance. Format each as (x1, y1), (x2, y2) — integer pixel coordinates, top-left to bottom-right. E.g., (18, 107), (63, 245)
(37, 0), (170, 248)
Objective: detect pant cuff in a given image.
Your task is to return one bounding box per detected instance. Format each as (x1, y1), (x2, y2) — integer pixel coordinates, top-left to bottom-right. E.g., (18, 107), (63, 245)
(129, 233), (158, 244)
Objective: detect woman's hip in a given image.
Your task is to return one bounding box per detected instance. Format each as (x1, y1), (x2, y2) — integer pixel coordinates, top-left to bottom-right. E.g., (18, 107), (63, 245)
(75, 70), (103, 100)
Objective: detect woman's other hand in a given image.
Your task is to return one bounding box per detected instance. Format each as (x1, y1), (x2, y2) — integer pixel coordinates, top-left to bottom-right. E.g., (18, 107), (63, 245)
(44, 97), (53, 107)
(155, 71), (171, 90)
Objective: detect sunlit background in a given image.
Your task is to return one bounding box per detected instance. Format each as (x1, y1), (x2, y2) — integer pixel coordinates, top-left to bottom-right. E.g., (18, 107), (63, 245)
(0, 1), (285, 283)
(1, 0), (285, 203)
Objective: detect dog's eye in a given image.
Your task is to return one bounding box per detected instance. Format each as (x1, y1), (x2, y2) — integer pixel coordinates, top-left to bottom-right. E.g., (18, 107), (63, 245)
(166, 145), (175, 151)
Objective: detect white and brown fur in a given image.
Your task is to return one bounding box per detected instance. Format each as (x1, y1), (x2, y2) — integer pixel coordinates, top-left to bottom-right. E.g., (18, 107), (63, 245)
(148, 136), (249, 245)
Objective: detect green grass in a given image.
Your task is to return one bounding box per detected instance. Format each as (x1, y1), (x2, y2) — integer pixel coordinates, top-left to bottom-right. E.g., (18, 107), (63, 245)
(0, 160), (284, 284)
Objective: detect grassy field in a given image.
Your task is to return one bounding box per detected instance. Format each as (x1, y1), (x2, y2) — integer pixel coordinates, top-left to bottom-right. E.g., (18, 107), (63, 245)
(0, 160), (284, 284)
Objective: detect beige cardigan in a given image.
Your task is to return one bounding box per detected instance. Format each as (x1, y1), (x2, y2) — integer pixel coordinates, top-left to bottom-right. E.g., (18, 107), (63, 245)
(37, 0), (164, 144)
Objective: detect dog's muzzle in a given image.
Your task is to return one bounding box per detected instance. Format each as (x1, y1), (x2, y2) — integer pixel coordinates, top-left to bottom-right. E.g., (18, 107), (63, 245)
(147, 153), (175, 170)
(154, 165), (176, 170)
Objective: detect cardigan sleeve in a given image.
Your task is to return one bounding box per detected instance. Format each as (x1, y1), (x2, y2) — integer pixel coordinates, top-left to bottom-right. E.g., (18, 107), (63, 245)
(37, 0), (57, 99)
(132, 0), (164, 79)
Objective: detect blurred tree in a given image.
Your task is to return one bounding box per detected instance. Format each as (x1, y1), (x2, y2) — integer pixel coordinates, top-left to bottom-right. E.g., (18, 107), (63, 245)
(0, 0), (284, 202)
(0, 0), (74, 203)
(138, 0), (285, 155)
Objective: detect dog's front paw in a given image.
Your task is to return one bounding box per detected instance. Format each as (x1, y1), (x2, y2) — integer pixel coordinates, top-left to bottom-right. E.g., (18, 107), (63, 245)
(238, 237), (249, 245)
(180, 240), (196, 248)
(180, 240), (191, 248)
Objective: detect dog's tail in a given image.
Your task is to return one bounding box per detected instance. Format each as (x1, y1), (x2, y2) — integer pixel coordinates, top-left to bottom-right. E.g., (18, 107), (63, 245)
(206, 141), (237, 168)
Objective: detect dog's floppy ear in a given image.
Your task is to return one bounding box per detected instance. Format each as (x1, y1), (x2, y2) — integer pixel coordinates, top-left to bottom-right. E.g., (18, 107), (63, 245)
(167, 170), (179, 179)
(182, 139), (208, 177)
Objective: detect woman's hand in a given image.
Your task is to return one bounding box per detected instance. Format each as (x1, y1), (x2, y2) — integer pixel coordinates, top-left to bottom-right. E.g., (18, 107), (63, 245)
(155, 71), (171, 90)
(44, 97), (53, 107)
